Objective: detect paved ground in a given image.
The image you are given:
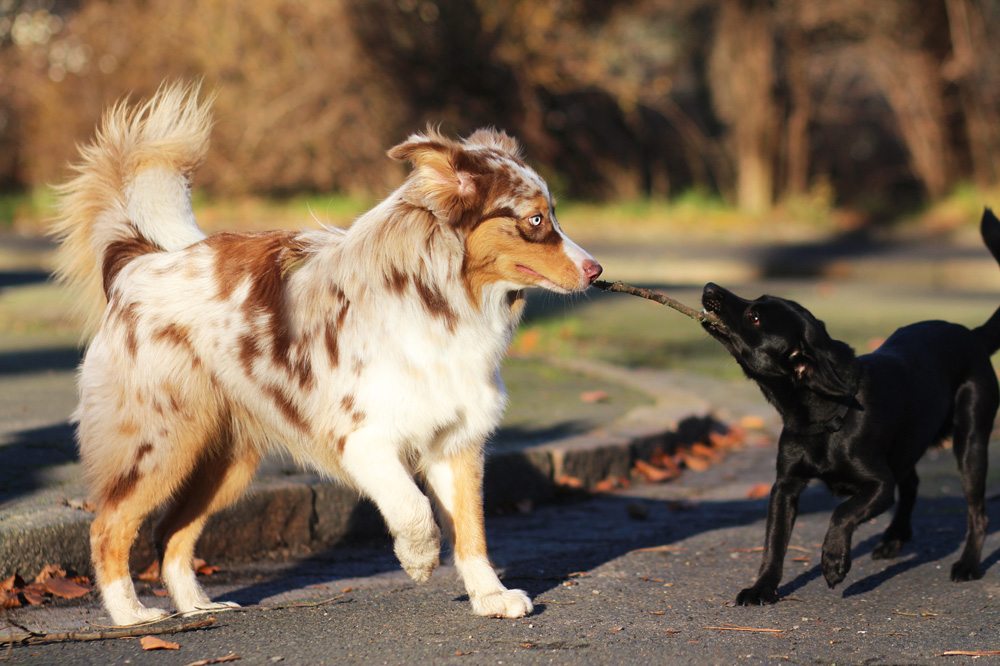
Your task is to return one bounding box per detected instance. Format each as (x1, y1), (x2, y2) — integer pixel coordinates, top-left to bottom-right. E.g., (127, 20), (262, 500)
(3, 430), (998, 665)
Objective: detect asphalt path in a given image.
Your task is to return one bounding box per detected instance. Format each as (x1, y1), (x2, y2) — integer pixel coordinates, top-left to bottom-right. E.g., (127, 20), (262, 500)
(4, 432), (998, 665)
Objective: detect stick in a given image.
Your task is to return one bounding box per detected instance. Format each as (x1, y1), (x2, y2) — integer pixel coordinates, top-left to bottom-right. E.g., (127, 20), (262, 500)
(593, 280), (724, 329)
(1, 616), (216, 646)
(703, 625), (785, 634)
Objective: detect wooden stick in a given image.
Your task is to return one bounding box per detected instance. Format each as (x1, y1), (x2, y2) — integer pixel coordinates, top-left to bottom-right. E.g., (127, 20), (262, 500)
(592, 280), (725, 330)
(1, 616), (216, 646)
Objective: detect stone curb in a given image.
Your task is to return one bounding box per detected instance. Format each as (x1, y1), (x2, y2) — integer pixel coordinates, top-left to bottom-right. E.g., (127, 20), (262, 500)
(0, 369), (732, 580)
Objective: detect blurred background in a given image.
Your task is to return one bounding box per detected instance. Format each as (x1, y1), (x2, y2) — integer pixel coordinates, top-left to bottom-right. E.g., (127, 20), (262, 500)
(1, 0), (999, 236)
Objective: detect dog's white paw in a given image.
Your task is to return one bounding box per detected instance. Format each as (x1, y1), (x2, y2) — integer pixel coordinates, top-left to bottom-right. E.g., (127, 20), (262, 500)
(395, 530), (440, 583)
(471, 588), (533, 618)
(110, 604), (170, 626)
(181, 600), (241, 616)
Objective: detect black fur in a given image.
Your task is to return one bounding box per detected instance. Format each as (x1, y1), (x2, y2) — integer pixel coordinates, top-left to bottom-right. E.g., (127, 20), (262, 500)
(702, 209), (1000, 605)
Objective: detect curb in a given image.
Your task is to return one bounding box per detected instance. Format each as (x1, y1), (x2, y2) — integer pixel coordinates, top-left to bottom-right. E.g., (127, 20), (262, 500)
(0, 367), (743, 580)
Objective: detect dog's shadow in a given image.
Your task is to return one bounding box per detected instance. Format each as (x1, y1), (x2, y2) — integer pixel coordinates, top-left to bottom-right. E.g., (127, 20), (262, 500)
(222, 468), (1000, 610)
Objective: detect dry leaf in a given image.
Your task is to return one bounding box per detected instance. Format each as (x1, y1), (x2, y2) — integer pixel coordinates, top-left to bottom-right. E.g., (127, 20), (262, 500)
(739, 415), (766, 430)
(555, 475), (584, 489)
(568, 571), (590, 578)
(43, 576), (91, 599)
(22, 583), (47, 606)
(196, 564), (220, 577)
(704, 625), (784, 634)
(0, 589), (21, 609)
(634, 544), (684, 554)
(33, 564), (67, 584)
(633, 459), (678, 483)
(649, 610), (666, 616)
(580, 390), (610, 403)
(610, 625), (625, 633)
(746, 483), (771, 499)
(141, 636), (181, 651)
(690, 442), (720, 461)
(0, 574), (22, 593)
(184, 654), (241, 666)
(518, 642), (536, 649)
(341, 586), (354, 594)
(138, 561), (160, 582)
(679, 452), (710, 472)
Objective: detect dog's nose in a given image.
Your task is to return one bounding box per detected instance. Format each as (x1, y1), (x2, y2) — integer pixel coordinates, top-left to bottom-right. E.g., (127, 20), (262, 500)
(703, 282), (721, 298)
(583, 259), (603, 284)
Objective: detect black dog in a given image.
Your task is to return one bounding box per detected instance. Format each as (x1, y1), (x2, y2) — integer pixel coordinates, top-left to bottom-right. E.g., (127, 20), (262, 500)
(701, 209), (1000, 605)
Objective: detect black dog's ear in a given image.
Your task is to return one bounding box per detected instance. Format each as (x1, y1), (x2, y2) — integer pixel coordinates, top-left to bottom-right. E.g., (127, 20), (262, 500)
(794, 315), (860, 401)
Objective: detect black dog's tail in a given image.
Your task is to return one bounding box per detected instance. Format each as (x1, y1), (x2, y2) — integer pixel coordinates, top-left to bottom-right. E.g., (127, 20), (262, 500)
(974, 208), (1000, 354)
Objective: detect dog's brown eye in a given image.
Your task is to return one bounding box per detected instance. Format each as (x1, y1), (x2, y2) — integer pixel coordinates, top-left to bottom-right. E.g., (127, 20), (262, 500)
(746, 310), (760, 326)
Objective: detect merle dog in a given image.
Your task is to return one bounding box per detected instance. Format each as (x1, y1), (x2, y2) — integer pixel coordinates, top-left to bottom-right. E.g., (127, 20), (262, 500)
(701, 209), (1000, 605)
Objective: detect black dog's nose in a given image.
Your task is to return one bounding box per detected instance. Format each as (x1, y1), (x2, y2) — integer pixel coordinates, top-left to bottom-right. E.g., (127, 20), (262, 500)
(702, 282), (724, 312)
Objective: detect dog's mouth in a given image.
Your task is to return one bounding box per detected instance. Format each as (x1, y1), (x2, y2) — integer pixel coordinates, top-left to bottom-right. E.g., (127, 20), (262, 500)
(516, 263), (570, 293)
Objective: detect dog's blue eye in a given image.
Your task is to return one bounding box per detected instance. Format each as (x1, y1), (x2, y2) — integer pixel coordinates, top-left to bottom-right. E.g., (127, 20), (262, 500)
(528, 214), (543, 226)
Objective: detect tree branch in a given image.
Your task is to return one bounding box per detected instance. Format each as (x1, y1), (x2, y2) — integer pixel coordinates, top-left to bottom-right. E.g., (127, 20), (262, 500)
(592, 280), (725, 330)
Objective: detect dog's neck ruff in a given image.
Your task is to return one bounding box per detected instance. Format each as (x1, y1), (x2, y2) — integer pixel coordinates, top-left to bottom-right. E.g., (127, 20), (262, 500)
(790, 402), (851, 436)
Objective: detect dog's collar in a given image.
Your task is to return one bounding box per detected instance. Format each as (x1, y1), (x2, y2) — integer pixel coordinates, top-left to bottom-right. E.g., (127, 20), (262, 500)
(793, 402), (851, 436)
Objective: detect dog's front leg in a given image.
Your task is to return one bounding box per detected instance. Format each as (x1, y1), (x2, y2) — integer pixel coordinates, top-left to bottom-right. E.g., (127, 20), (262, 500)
(340, 430), (440, 583)
(425, 446), (533, 618)
(822, 479), (894, 588)
(737, 476), (807, 606)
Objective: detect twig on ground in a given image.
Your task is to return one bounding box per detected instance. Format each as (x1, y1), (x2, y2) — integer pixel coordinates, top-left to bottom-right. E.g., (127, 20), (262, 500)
(592, 280), (724, 329)
(704, 624), (785, 634)
(1, 616), (216, 646)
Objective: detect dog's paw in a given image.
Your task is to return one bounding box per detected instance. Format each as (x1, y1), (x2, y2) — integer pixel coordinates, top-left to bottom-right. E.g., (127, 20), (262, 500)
(872, 539), (903, 560)
(109, 605), (170, 626)
(822, 549), (851, 588)
(394, 529), (441, 583)
(950, 559), (983, 582)
(735, 586), (778, 606)
(471, 588), (533, 618)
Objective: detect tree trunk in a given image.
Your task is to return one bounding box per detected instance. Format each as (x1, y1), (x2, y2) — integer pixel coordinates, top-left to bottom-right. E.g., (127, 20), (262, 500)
(708, 0), (780, 212)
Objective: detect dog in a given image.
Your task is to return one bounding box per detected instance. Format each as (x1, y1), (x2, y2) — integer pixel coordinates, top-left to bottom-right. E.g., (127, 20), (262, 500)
(701, 210), (1000, 605)
(51, 83), (602, 625)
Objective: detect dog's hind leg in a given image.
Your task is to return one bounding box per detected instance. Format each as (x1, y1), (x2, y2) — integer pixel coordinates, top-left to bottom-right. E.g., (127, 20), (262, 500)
(338, 429), (441, 583)
(872, 469), (918, 560)
(425, 446), (533, 618)
(155, 420), (260, 615)
(949, 380), (994, 581)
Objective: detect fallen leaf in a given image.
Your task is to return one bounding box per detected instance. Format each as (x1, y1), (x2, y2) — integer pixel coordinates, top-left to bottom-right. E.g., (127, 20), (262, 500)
(555, 475), (584, 489)
(184, 654), (241, 666)
(746, 483), (772, 499)
(341, 586), (354, 594)
(679, 452), (710, 472)
(22, 582), (47, 606)
(196, 563), (220, 577)
(633, 459), (678, 483)
(513, 329), (540, 355)
(33, 564), (67, 584)
(593, 478), (617, 493)
(141, 635), (181, 651)
(0, 589), (21, 609)
(518, 642), (535, 649)
(940, 650), (1000, 657)
(649, 610), (666, 616)
(43, 576), (91, 599)
(568, 571), (590, 578)
(580, 390), (610, 403)
(138, 561), (160, 582)
(690, 442), (720, 461)
(0, 574), (22, 593)
(610, 625), (624, 633)
(739, 415), (766, 430)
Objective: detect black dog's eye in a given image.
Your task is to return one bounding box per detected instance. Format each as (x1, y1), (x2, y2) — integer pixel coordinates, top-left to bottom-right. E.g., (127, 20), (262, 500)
(745, 310), (761, 327)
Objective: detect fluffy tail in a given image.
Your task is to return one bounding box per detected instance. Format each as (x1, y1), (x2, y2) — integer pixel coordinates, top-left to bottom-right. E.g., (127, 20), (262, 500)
(974, 208), (1000, 353)
(50, 82), (213, 336)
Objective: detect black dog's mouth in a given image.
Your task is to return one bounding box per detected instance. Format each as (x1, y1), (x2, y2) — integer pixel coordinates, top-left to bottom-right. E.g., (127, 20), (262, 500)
(700, 284), (731, 338)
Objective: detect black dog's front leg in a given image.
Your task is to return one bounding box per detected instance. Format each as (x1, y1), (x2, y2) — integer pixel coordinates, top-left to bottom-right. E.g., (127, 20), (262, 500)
(822, 479), (895, 588)
(737, 476), (807, 605)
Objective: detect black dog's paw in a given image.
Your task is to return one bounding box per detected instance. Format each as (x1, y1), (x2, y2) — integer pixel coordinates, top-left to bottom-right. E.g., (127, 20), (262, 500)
(822, 550), (851, 588)
(735, 586), (778, 606)
(950, 560), (983, 582)
(872, 539), (903, 560)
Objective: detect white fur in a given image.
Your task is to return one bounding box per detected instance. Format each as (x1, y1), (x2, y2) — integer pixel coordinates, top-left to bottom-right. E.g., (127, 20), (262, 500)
(126, 167), (205, 251)
(103, 577), (168, 626)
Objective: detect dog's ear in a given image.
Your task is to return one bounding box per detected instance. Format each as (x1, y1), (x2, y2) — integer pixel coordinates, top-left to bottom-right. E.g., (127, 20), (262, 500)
(388, 128), (477, 218)
(464, 127), (523, 159)
(794, 315), (860, 401)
